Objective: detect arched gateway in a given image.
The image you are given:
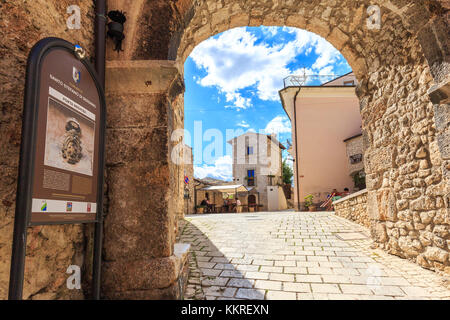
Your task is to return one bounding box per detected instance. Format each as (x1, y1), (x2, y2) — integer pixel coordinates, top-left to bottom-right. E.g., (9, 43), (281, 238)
(0, 0), (448, 299)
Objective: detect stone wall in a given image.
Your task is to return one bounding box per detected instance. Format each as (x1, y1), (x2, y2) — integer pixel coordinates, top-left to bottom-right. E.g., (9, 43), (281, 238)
(0, 0), (449, 300)
(333, 190), (370, 228)
(0, 0), (95, 299)
(173, 0), (449, 274)
(102, 59), (188, 299)
(345, 135), (364, 176)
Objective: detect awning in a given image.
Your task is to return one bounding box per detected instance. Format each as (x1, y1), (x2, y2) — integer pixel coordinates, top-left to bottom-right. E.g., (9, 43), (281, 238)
(201, 184), (248, 193)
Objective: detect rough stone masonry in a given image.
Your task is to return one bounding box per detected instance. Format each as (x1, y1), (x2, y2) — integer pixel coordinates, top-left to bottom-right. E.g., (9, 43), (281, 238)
(0, 0), (448, 299)
(334, 190), (370, 228)
(173, 0), (450, 276)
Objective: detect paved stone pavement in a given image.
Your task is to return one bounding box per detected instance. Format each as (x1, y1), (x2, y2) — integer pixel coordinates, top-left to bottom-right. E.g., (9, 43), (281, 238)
(177, 211), (450, 300)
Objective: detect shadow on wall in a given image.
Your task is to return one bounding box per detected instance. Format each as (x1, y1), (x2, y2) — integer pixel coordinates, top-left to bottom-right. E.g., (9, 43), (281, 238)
(177, 218), (261, 300)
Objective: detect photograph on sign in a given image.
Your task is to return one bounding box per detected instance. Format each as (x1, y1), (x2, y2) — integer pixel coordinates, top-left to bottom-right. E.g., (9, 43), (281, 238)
(44, 96), (95, 176)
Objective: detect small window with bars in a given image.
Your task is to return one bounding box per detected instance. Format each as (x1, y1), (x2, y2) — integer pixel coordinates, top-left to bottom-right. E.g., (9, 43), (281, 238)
(349, 154), (363, 164)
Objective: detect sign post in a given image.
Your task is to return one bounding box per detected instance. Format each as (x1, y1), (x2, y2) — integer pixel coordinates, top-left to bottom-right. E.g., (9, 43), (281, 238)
(8, 38), (106, 300)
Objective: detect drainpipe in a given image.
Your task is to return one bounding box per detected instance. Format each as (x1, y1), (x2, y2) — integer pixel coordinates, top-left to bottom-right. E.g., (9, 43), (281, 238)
(293, 88), (301, 211)
(257, 191), (260, 211)
(194, 180), (201, 213)
(92, 0), (106, 300)
(95, 0), (107, 87)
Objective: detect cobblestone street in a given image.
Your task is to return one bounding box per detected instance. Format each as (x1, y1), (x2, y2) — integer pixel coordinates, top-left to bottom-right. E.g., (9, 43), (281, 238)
(178, 211), (450, 300)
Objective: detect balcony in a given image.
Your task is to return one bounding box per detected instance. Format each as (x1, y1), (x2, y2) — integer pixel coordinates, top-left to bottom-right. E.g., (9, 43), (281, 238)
(283, 74), (338, 88)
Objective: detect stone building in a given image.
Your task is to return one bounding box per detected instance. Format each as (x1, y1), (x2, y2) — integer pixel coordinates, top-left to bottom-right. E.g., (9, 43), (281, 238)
(227, 132), (287, 211)
(344, 133), (364, 175)
(193, 178), (236, 212)
(280, 72), (362, 209)
(0, 0), (449, 300)
(344, 133), (366, 190)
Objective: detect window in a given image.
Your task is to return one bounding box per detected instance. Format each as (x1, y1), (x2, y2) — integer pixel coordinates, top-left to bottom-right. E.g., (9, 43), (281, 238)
(247, 169), (255, 186)
(247, 146), (254, 155)
(349, 154), (363, 164)
(344, 80), (355, 86)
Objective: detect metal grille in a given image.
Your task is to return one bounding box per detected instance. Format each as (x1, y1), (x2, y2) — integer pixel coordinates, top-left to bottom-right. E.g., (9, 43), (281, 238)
(283, 74), (340, 88)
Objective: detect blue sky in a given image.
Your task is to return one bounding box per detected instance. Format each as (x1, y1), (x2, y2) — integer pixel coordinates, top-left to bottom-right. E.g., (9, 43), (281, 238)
(184, 26), (352, 181)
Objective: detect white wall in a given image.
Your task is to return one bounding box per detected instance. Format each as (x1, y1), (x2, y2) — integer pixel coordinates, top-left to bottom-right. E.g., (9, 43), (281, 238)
(267, 186), (288, 211)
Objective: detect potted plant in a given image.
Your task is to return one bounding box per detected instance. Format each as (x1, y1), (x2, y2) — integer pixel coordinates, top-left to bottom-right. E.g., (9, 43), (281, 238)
(304, 194), (316, 211)
(196, 205), (205, 214)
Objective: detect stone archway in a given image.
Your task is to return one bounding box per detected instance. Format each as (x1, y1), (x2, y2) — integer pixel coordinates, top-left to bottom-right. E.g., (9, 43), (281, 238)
(1, 0), (449, 301)
(101, 0), (449, 299)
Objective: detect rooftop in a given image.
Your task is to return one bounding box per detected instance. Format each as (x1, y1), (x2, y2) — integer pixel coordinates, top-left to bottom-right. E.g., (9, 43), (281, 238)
(283, 71), (355, 89)
(227, 132), (286, 150)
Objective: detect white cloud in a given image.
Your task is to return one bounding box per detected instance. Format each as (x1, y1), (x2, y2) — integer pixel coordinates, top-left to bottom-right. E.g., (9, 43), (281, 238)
(261, 26), (278, 37)
(284, 27), (341, 71)
(236, 120), (250, 128)
(225, 91), (252, 110)
(189, 27), (345, 104)
(264, 115), (291, 135)
(194, 155), (233, 181)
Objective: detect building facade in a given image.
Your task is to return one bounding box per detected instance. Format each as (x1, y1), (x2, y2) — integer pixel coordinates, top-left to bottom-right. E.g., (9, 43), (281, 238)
(344, 133), (366, 190)
(227, 132), (287, 211)
(280, 72), (363, 209)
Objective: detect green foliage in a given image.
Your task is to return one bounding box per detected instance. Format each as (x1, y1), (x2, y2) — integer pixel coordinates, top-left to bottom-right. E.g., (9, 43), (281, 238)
(282, 159), (293, 185)
(352, 170), (366, 190)
(304, 194), (314, 208)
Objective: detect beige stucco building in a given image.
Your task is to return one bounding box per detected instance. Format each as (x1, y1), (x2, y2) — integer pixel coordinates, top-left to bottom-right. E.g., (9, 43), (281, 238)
(280, 72), (363, 209)
(227, 132), (287, 211)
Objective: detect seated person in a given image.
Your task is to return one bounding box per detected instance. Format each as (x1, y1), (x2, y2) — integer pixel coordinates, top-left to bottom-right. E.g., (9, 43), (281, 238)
(200, 199), (211, 213)
(223, 197), (229, 211)
(205, 199), (213, 212)
(235, 198), (242, 213)
(330, 188), (342, 210)
(332, 188), (341, 196)
(342, 188), (350, 196)
(321, 189), (340, 211)
(332, 189), (342, 201)
(226, 198), (233, 212)
(320, 193), (334, 211)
